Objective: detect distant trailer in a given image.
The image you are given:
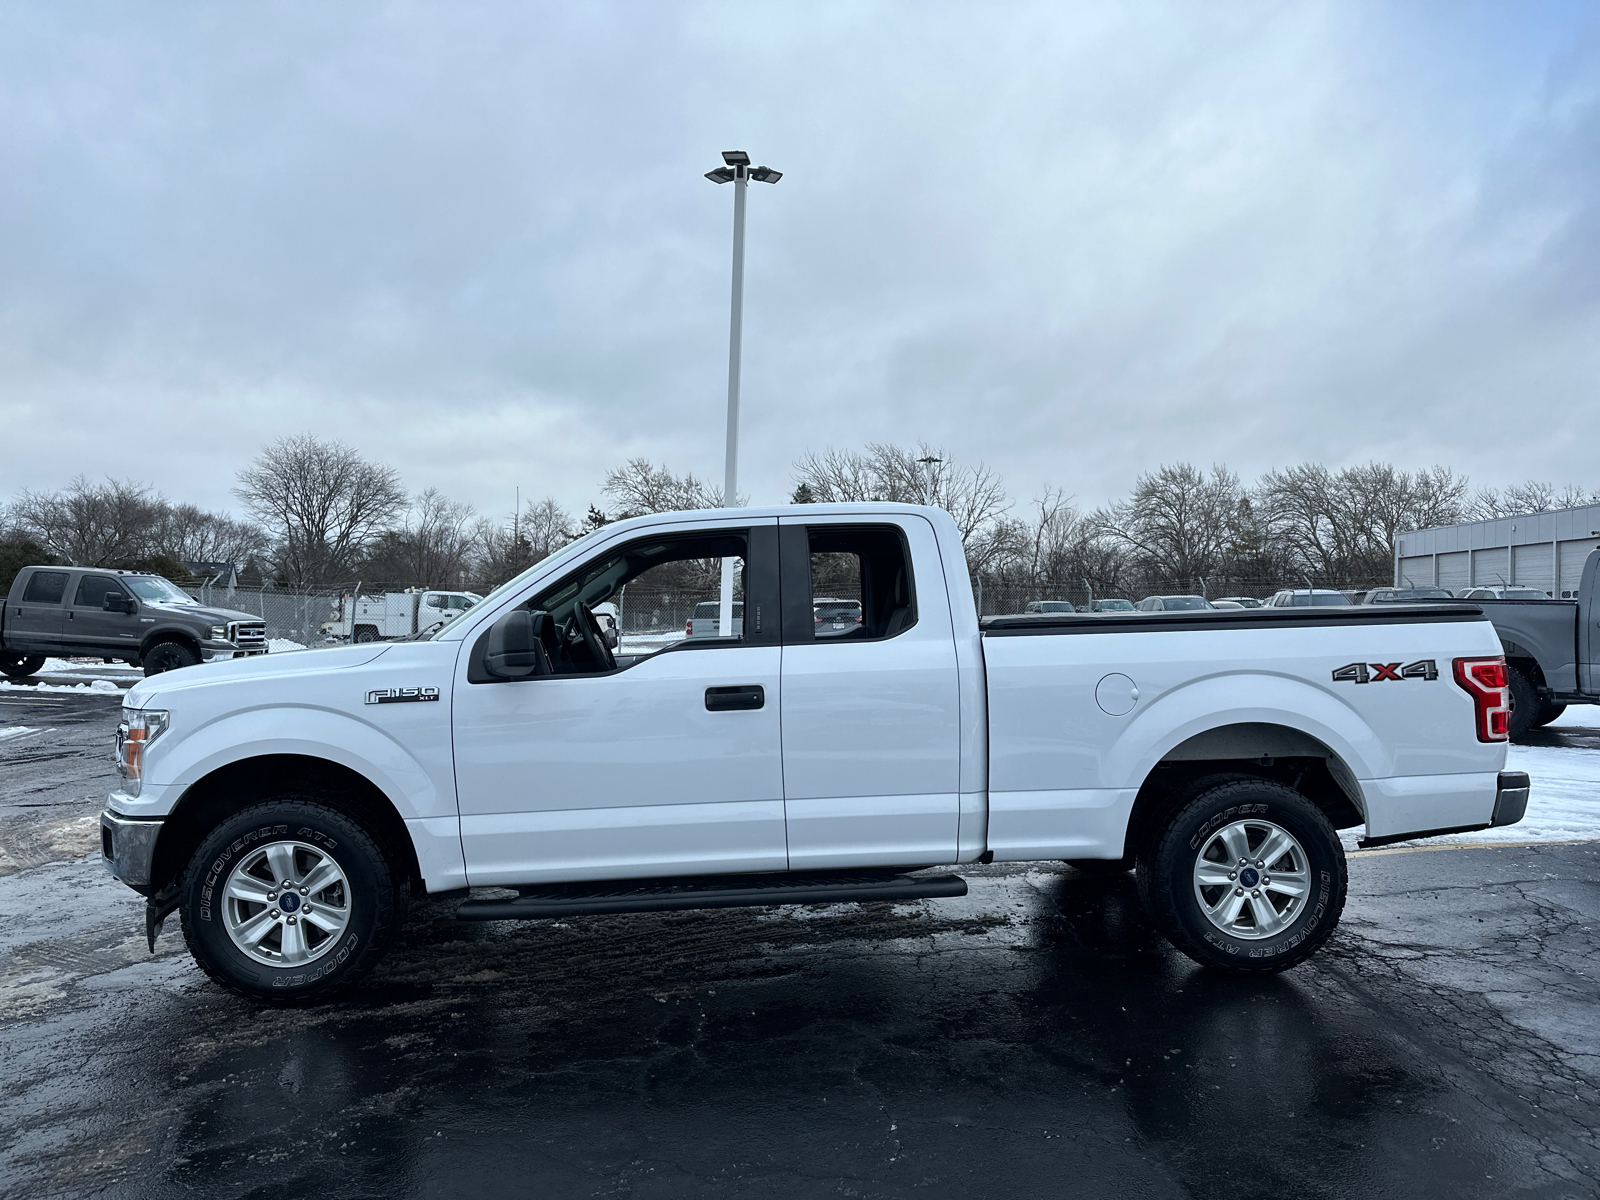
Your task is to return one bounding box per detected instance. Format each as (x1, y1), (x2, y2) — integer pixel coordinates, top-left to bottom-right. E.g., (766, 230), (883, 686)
(1396, 503), (1600, 599)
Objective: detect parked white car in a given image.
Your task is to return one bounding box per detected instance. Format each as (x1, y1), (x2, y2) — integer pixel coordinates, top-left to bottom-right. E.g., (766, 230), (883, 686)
(101, 503), (1525, 1001)
(1263, 589), (1352, 608)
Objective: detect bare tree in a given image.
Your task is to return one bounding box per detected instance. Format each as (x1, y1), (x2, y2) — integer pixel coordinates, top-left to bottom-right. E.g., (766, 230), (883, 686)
(602, 459), (723, 515)
(792, 442), (1013, 565)
(150, 504), (270, 567)
(1258, 462), (1466, 585)
(11, 476), (165, 566)
(1463, 480), (1600, 521)
(469, 496), (574, 590)
(361, 489), (478, 588)
(1094, 463), (1243, 587)
(235, 436), (407, 588)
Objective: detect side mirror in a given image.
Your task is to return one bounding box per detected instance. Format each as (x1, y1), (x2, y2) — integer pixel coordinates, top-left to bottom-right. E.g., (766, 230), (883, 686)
(484, 610), (548, 679)
(103, 594), (133, 613)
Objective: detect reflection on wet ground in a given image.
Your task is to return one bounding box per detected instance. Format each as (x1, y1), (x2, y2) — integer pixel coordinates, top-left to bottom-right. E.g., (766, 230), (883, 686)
(3, 844), (1598, 1198)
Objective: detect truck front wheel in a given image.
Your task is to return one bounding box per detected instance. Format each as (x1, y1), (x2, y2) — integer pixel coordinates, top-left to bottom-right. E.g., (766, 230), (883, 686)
(178, 797), (402, 1001)
(143, 640), (199, 676)
(0, 653), (45, 680)
(1136, 780), (1347, 974)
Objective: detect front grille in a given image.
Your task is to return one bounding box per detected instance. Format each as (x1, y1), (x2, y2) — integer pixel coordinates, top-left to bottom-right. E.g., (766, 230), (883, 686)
(228, 621), (268, 653)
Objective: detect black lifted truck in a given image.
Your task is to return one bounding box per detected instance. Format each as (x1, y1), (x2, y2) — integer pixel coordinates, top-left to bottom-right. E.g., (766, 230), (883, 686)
(0, 566), (268, 681)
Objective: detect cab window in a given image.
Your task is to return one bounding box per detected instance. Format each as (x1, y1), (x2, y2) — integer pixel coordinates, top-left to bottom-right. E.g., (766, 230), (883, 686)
(521, 529), (762, 673)
(784, 525), (915, 642)
(75, 575), (129, 608)
(22, 571), (69, 604)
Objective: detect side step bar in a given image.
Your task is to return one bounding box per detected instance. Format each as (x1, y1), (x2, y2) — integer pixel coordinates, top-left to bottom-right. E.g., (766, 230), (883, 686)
(456, 870), (968, 921)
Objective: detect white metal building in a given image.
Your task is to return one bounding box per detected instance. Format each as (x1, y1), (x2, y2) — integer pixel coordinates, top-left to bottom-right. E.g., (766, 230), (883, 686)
(1395, 504), (1600, 598)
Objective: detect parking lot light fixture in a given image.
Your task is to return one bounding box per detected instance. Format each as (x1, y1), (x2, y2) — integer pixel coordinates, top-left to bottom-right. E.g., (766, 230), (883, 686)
(706, 149), (782, 633)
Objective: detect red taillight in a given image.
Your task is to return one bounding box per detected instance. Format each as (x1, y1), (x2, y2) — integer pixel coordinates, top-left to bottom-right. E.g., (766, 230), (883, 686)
(1453, 656), (1510, 742)
(686, 620), (693, 636)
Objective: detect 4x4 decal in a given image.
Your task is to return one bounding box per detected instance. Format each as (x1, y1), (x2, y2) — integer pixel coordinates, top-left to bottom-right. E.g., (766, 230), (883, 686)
(1331, 660), (1438, 685)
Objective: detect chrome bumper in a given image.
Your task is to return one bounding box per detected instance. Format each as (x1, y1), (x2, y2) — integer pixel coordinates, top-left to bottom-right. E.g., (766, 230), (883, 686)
(101, 809), (163, 889)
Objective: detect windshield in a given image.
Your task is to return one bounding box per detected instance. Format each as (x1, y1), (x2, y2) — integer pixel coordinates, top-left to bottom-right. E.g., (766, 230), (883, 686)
(1095, 600), (1134, 611)
(416, 531), (608, 639)
(124, 576), (198, 606)
(1503, 589), (1549, 599)
(1162, 596), (1211, 611)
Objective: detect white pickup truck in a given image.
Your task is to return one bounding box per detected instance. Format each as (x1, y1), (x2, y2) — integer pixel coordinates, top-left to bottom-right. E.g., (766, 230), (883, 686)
(100, 504), (1528, 1001)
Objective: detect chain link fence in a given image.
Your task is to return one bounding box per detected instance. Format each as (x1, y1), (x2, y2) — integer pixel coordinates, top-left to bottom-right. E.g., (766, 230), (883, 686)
(184, 584), (344, 647)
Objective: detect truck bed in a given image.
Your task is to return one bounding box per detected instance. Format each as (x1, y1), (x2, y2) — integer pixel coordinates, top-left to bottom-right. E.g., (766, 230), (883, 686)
(981, 602), (1488, 634)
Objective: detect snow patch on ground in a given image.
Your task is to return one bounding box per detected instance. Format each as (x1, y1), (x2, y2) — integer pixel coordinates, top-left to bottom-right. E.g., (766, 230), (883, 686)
(267, 639), (307, 653)
(0, 679), (122, 694)
(0, 727), (43, 741)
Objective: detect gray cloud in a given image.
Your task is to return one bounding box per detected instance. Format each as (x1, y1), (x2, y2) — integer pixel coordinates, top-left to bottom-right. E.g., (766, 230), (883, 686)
(1, 1), (1596, 523)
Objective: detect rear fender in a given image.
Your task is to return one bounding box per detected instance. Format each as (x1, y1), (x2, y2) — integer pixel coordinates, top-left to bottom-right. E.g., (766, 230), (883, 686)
(1109, 673), (1384, 797)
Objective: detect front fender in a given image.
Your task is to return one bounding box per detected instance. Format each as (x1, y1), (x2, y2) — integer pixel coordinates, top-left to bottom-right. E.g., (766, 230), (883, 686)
(1107, 672), (1386, 793)
(137, 704), (452, 823)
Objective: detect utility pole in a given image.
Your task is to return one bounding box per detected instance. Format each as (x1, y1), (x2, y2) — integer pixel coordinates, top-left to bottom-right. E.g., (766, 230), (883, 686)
(705, 151), (782, 636)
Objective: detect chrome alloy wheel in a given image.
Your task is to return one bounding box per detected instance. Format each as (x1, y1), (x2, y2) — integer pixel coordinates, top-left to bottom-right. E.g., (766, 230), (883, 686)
(1192, 818), (1311, 940)
(221, 840), (352, 967)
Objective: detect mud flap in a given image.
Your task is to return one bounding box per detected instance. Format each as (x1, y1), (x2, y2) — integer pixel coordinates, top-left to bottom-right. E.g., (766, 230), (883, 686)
(145, 883), (182, 953)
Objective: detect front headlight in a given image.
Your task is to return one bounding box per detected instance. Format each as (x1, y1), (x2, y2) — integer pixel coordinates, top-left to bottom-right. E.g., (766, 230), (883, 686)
(116, 708), (171, 796)
(211, 624), (229, 640)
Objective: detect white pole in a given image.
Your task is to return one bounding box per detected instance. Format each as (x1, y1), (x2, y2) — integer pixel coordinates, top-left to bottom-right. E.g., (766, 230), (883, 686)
(718, 166), (748, 637)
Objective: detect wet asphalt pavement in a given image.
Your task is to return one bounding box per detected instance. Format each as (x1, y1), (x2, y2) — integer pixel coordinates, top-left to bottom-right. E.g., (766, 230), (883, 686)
(3, 691), (1599, 1198)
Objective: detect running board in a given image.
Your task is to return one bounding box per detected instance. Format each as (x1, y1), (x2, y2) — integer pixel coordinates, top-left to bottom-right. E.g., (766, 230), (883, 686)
(455, 869), (968, 921)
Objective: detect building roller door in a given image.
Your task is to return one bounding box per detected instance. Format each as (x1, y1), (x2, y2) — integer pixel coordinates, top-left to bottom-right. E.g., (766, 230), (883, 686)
(1558, 539), (1600, 598)
(1511, 544), (1554, 594)
(1435, 551), (1469, 593)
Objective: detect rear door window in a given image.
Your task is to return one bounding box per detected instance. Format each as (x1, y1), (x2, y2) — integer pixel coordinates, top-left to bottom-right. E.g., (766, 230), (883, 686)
(22, 571), (69, 604)
(782, 525), (915, 642)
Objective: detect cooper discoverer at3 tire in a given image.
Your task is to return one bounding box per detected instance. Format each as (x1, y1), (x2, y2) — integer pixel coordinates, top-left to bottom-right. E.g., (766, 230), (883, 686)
(178, 797), (401, 1001)
(1136, 780), (1347, 974)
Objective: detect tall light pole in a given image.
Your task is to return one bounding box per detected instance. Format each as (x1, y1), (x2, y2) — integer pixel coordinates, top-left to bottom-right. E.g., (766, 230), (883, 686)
(706, 150), (781, 635)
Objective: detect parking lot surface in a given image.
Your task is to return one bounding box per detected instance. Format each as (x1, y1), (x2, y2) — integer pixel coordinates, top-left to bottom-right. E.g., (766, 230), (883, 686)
(2, 688), (1598, 1199)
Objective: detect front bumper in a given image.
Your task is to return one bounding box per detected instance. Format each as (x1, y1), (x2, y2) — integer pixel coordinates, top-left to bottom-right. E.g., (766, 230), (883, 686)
(1357, 771), (1531, 850)
(101, 808), (163, 891)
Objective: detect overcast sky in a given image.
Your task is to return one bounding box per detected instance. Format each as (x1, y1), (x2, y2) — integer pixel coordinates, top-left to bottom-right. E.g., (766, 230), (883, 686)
(2, 1), (1597, 525)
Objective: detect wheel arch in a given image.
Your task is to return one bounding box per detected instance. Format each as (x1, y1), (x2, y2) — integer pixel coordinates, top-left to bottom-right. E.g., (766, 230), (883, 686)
(140, 628), (202, 660)
(1124, 721), (1367, 860)
(149, 754), (422, 897)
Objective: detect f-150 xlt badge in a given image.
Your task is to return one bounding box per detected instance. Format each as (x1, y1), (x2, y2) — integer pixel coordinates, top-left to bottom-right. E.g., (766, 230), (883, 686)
(1331, 660), (1438, 684)
(365, 687), (441, 704)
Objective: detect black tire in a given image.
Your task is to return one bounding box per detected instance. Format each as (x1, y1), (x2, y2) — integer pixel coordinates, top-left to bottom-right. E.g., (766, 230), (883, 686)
(179, 797), (401, 1002)
(1534, 700), (1567, 728)
(1063, 856), (1134, 875)
(1506, 667), (1538, 741)
(143, 640), (200, 677)
(354, 626), (380, 644)
(0, 652), (45, 680)
(1136, 779), (1347, 974)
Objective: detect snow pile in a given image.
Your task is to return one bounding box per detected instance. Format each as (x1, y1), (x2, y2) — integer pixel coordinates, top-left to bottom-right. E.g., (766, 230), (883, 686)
(267, 639), (307, 653)
(0, 727), (42, 741)
(0, 679), (123, 694)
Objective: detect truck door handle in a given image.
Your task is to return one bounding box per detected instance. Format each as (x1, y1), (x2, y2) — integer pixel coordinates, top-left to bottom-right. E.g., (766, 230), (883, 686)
(705, 685), (764, 711)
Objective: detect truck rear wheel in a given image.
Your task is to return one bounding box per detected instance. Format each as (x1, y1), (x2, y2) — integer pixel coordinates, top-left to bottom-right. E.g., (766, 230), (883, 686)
(354, 626), (380, 643)
(1506, 667), (1539, 741)
(1137, 780), (1346, 973)
(0, 653), (45, 680)
(143, 640), (199, 676)
(1535, 700), (1567, 728)
(178, 797), (402, 1002)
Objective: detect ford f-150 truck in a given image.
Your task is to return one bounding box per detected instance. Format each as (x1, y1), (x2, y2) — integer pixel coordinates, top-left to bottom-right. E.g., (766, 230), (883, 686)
(98, 504), (1528, 1001)
(2, 567), (268, 680)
